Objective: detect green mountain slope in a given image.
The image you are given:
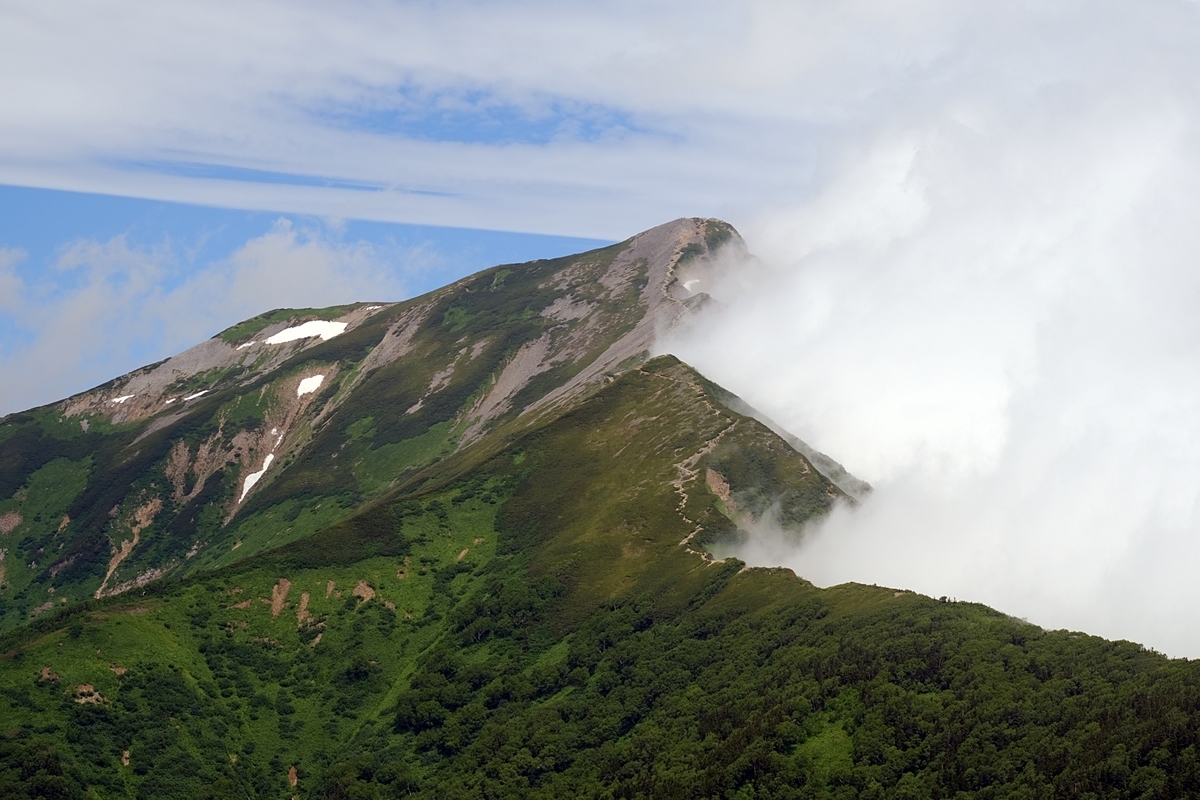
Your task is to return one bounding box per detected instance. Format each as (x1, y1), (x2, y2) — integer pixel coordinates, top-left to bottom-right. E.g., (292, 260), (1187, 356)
(1, 219), (1198, 799)
(2, 218), (808, 627)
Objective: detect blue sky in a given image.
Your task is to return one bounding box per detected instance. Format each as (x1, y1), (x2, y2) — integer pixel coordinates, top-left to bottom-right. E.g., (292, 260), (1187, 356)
(0, 185), (609, 415)
(8, 0), (1200, 654)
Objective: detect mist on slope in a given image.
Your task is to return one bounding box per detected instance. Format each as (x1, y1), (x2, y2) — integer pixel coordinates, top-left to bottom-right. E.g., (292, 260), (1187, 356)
(661, 5), (1200, 657)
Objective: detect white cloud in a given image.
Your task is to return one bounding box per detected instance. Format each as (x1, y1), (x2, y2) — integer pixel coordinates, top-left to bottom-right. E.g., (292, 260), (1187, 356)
(153, 219), (416, 346)
(661, 2), (1200, 656)
(22, 1), (1194, 237)
(0, 248), (26, 313)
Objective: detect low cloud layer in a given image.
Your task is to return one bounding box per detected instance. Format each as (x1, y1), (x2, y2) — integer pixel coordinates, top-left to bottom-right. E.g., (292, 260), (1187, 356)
(0, 220), (423, 415)
(663, 2), (1200, 657)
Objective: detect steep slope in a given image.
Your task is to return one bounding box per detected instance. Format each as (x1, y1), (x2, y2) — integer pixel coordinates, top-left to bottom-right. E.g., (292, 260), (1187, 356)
(3, 218), (859, 629)
(0, 354), (845, 797)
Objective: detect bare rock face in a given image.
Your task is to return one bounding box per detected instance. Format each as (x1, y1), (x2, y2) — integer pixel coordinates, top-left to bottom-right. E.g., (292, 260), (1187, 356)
(524, 217), (714, 414)
(457, 217), (733, 443)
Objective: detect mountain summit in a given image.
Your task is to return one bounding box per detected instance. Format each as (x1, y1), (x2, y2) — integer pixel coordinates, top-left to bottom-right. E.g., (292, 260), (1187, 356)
(0, 217), (852, 622)
(3, 219), (1198, 800)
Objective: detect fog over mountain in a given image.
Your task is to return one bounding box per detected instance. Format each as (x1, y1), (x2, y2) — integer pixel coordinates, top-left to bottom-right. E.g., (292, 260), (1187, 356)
(661, 3), (1200, 656)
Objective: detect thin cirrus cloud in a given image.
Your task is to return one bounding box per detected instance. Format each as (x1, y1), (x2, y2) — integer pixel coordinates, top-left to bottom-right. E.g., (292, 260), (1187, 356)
(0, 0), (906, 237)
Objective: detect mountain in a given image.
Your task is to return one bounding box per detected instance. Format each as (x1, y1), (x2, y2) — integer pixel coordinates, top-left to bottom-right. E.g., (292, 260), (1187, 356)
(3, 219), (1200, 799)
(0, 218), (857, 623)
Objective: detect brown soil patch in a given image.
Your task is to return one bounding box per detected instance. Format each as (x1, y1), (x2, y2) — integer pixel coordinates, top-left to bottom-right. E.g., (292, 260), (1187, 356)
(30, 601), (54, 618)
(270, 578), (292, 617)
(167, 433), (244, 506)
(352, 580), (375, 603)
(74, 684), (105, 704)
(103, 567), (169, 599)
(296, 592), (310, 626)
(473, 537), (485, 545)
(39, 666), (61, 683)
(705, 468), (733, 506)
(384, 601), (396, 611)
(309, 633), (323, 647)
(110, 664), (127, 676)
(0, 512), (21, 535)
(232, 540), (242, 550)
(165, 440), (191, 502)
(457, 548), (469, 561)
(95, 498), (163, 599)
(229, 599), (252, 610)
(49, 555), (77, 578)
(325, 580), (335, 598)
(58, 515), (70, 532)
(288, 765), (298, 788)
(227, 587), (244, 595)
(122, 750), (130, 766)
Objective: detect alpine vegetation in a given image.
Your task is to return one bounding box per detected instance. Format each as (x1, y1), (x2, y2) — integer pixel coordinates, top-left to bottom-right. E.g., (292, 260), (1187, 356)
(3, 220), (1200, 798)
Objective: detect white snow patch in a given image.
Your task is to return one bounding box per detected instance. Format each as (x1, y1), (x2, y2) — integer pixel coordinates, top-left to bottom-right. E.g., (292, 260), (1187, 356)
(183, 390), (208, 401)
(297, 375), (325, 397)
(361, 305), (382, 312)
(110, 395), (135, 404)
(270, 427), (278, 435)
(165, 398), (177, 405)
(236, 340), (258, 350)
(239, 454), (274, 502)
(265, 321), (347, 344)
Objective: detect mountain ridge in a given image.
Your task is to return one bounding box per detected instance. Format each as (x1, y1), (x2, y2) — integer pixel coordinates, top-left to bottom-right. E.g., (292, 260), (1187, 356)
(0, 217), (858, 626)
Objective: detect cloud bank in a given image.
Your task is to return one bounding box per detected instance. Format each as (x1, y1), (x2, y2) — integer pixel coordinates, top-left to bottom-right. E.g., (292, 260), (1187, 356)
(662, 2), (1200, 656)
